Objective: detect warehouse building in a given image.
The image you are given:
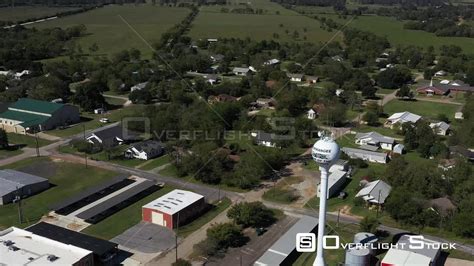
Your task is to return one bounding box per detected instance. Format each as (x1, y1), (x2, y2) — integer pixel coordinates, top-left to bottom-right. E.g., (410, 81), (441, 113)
(254, 215), (318, 266)
(0, 169), (49, 205)
(26, 222), (118, 265)
(381, 235), (441, 266)
(317, 167), (347, 199)
(0, 226), (93, 265)
(0, 98), (80, 134)
(142, 189), (206, 229)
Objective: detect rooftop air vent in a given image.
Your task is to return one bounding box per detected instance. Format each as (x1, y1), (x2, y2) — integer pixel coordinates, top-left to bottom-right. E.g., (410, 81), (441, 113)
(47, 255), (59, 262)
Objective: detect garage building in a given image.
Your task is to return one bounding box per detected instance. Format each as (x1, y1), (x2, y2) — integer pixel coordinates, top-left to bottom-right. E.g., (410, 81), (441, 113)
(142, 189), (205, 229)
(0, 169), (49, 205)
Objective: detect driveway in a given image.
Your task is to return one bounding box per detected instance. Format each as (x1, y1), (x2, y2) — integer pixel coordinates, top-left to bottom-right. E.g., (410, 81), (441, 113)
(112, 222), (176, 254)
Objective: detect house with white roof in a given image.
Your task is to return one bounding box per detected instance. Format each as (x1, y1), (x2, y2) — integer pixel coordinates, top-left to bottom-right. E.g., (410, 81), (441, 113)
(130, 81), (149, 92)
(263, 58), (280, 66)
(429, 121), (450, 136)
(355, 179), (392, 205)
(142, 189), (206, 229)
(355, 131), (395, 151)
(385, 111), (422, 128)
(307, 108), (317, 120)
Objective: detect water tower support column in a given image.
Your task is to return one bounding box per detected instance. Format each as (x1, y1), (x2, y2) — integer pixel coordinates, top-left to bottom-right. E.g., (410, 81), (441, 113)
(314, 165), (329, 266)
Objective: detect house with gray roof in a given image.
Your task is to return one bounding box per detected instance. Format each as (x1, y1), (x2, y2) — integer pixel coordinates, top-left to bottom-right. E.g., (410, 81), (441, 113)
(341, 147), (388, 164)
(232, 67), (251, 76)
(124, 140), (164, 160)
(355, 131), (395, 151)
(355, 179), (392, 205)
(287, 73), (304, 82)
(252, 131), (277, 148)
(385, 111), (422, 129)
(0, 169), (49, 205)
(429, 121), (450, 136)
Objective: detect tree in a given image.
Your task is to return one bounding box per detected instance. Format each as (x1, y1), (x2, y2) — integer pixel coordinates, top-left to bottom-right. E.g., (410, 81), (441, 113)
(227, 202), (276, 228)
(452, 196), (474, 237)
(207, 223), (248, 250)
(0, 129), (8, 149)
(363, 111), (379, 126)
(319, 103), (347, 127)
(72, 82), (107, 112)
(129, 89), (153, 104)
(361, 85), (377, 98)
(396, 85), (414, 100)
(27, 75), (70, 101)
(375, 66), (412, 89)
(359, 216), (379, 233)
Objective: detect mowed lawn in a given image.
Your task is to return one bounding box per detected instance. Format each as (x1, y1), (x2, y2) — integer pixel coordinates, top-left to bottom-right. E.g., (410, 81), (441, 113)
(383, 100), (460, 120)
(0, 6), (79, 22)
(0, 157), (118, 229)
(189, 0), (339, 43)
(30, 5), (190, 58)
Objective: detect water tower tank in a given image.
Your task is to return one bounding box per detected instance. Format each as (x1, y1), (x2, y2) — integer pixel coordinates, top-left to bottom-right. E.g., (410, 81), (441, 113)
(354, 232), (378, 255)
(345, 247), (370, 266)
(312, 137), (340, 166)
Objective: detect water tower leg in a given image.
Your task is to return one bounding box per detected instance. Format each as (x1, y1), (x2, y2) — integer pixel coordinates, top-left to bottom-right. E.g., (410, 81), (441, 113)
(314, 166), (329, 266)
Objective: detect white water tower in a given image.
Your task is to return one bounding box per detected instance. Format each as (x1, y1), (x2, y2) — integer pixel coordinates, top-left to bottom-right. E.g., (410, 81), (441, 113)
(311, 132), (340, 266)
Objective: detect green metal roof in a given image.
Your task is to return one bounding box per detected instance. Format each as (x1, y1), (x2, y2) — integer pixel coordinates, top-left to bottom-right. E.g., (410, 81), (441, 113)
(9, 98), (63, 114)
(0, 110), (49, 128)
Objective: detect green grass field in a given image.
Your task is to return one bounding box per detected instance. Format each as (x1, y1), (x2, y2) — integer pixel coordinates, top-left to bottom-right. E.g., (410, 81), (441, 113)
(383, 100), (460, 120)
(188, 0), (340, 43)
(82, 185), (175, 240)
(0, 6), (79, 22)
(295, 5), (474, 54)
(47, 105), (146, 138)
(30, 4), (190, 58)
(7, 133), (53, 148)
(138, 154), (170, 170)
(177, 197), (231, 237)
(0, 157), (117, 229)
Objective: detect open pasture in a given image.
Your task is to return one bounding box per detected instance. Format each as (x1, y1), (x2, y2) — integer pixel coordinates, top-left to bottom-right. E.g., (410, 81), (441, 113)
(29, 4), (190, 58)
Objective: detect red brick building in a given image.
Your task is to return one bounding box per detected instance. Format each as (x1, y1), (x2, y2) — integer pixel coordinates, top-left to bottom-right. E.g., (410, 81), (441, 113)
(142, 189), (205, 229)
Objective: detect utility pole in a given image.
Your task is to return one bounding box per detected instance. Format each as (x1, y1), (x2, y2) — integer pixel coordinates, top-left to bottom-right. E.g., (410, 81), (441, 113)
(83, 124), (88, 168)
(15, 187), (23, 224)
(376, 190), (382, 218)
(34, 131), (40, 157)
(175, 212), (180, 263)
(337, 209), (340, 228)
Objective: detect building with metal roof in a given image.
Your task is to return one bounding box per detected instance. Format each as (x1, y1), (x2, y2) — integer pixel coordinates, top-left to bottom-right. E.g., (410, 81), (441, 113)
(355, 131), (395, 151)
(0, 227), (93, 265)
(355, 179), (392, 205)
(254, 215), (318, 266)
(341, 147), (388, 164)
(0, 98), (79, 134)
(381, 235), (441, 266)
(26, 222), (118, 264)
(142, 189), (206, 229)
(0, 169), (49, 205)
(385, 111), (422, 128)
